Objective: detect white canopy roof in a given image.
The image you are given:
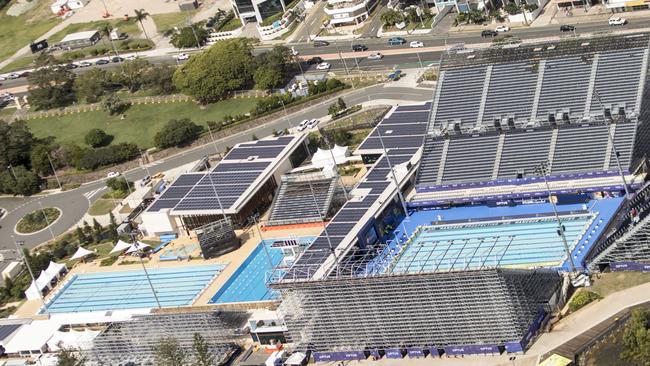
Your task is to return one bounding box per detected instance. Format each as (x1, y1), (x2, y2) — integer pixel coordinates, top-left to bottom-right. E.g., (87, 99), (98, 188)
(25, 262), (67, 301)
(70, 247), (93, 261)
(285, 352), (307, 365)
(125, 242), (150, 254)
(110, 240), (131, 254)
(47, 329), (100, 351)
(3, 320), (60, 354)
(43, 261), (66, 277)
(311, 145), (350, 169)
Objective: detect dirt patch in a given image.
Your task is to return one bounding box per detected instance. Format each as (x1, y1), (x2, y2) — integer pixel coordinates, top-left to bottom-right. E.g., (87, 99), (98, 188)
(6, 0), (39, 17)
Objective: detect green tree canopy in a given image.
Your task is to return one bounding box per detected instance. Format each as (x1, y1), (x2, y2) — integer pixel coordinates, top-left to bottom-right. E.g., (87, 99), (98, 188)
(173, 38), (255, 103)
(253, 65), (284, 90)
(27, 54), (76, 110)
(74, 68), (109, 103)
(0, 165), (41, 196)
(30, 144), (58, 176)
(380, 9), (404, 26)
(56, 347), (86, 366)
(0, 120), (35, 169)
(154, 337), (186, 366)
(192, 333), (215, 366)
(101, 94), (130, 116)
(253, 45), (292, 90)
(84, 128), (112, 148)
(170, 25), (209, 48)
(154, 118), (203, 149)
(143, 64), (177, 94)
(621, 309), (650, 365)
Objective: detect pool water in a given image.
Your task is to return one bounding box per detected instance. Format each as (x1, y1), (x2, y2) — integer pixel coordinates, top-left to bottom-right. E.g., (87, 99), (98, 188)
(43, 264), (224, 314)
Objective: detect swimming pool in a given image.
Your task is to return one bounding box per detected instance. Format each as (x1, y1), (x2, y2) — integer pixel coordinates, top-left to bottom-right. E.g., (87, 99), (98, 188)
(209, 237), (314, 304)
(43, 264), (224, 314)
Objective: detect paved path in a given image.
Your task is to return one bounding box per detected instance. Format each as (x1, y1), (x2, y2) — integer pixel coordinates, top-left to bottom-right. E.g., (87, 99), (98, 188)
(0, 84), (433, 249)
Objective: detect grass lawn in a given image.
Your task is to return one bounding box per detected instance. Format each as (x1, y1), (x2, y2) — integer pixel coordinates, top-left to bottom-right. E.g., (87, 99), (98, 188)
(0, 56), (37, 73)
(0, 1), (61, 62)
(47, 18), (142, 43)
(88, 242), (114, 257)
(27, 98), (259, 149)
(152, 11), (195, 34)
(217, 17), (242, 32)
(590, 272), (650, 298)
(88, 199), (119, 216)
(0, 107), (16, 119)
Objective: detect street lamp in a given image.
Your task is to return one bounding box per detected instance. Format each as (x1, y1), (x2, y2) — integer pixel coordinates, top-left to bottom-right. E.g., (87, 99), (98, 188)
(46, 152), (62, 190)
(38, 201), (57, 243)
(11, 235), (46, 307)
(534, 161), (576, 273)
(129, 230), (162, 309)
(377, 128), (410, 219)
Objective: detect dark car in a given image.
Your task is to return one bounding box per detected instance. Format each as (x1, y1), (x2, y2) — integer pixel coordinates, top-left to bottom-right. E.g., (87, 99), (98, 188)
(387, 37), (406, 45)
(65, 63), (78, 69)
(481, 30), (498, 37)
(307, 56), (323, 65)
(111, 56), (124, 63)
(351, 44), (368, 52)
(313, 40), (330, 47)
(560, 24), (575, 32)
(95, 59), (110, 65)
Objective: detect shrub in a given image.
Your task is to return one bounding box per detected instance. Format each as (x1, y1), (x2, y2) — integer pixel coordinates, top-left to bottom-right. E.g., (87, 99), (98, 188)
(154, 118), (203, 149)
(75, 143), (139, 170)
(84, 128), (111, 147)
(100, 256), (119, 266)
(568, 290), (601, 312)
(504, 2), (521, 15)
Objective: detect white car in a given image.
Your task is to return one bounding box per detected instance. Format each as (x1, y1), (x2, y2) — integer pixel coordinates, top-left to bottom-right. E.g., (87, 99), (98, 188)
(307, 118), (319, 128)
(124, 55), (138, 61)
(409, 41), (424, 48)
(367, 53), (383, 60)
(495, 25), (510, 33)
(6, 73), (20, 79)
(316, 62), (331, 70)
(78, 61), (93, 67)
(608, 17), (627, 26)
(297, 119), (310, 131)
(107, 171), (120, 179)
(176, 53), (190, 61)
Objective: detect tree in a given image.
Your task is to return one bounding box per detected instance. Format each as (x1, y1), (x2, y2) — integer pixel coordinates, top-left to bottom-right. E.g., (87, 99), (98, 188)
(170, 25), (209, 49)
(134, 9), (151, 40)
(192, 333), (214, 366)
(111, 58), (151, 92)
(84, 128), (112, 148)
(504, 2), (520, 15)
(173, 38), (255, 103)
(253, 65), (284, 90)
(0, 120), (36, 169)
(568, 290), (601, 312)
(56, 347), (86, 366)
(106, 177), (129, 192)
(337, 97), (347, 110)
(144, 65), (177, 95)
(154, 337), (186, 366)
(0, 165), (41, 196)
(380, 9), (404, 26)
(621, 309), (650, 365)
(74, 68), (109, 103)
(328, 103), (340, 117)
(101, 94), (130, 116)
(154, 118), (203, 149)
(99, 23), (120, 59)
(30, 144), (57, 176)
(27, 54), (76, 110)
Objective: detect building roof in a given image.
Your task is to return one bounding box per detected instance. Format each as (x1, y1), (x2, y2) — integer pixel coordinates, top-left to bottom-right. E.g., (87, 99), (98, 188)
(146, 134), (306, 216)
(0, 324), (22, 343)
(4, 321), (60, 354)
(59, 30), (99, 43)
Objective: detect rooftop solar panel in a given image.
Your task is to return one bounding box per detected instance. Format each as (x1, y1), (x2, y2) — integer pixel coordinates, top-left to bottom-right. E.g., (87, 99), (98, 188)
(240, 136), (294, 147)
(158, 186), (194, 199)
(332, 208), (369, 222)
(212, 161), (270, 172)
(148, 199), (180, 211)
(393, 103), (431, 112)
(358, 135), (426, 150)
(326, 222), (358, 236)
(382, 113), (429, 123)
(172, 174), (204, 186)
(223, 146), (286, 160)
(372, 123), (428, 137)
(174, 197), (239, 211)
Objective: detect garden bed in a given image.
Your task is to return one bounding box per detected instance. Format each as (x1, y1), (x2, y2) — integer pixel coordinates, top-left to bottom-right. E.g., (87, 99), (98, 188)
(16, 207), (60, 234)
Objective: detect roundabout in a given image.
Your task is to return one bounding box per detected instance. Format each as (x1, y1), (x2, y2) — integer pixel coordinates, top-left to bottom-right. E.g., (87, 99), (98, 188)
(14, 207), (62, 235)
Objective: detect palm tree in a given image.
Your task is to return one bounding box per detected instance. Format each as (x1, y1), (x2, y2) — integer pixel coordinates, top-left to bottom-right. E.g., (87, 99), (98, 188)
(99, 24), (120, 59)
(134, 9), (151, 40)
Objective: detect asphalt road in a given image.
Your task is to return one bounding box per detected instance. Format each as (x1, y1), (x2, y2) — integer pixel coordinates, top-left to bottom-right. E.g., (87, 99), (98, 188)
(0, 84), (433, 249)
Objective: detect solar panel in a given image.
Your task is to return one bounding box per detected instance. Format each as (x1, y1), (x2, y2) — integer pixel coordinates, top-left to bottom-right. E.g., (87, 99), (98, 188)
(325, 222), (358, 236)
(332, 208), (369, 222)
(240, 136), (294, 147)
(174, 197), (239, 211)
(372, 123), (427, 137)
(212, 161), (270, 172)
(185, 185), (249, 199)
(148, 199), (179, 211)
(158, 186), (193, 199)
(383, 113), (429, 124)
(393, 103), (431, 112)
(172, 174), (203, 186)
(223, 146), (286, 160)
(358, 135), (426, 150)
(356, 181), (390, 192)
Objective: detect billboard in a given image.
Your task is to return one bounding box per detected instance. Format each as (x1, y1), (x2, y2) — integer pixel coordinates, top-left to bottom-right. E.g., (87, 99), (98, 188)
(611, 261), (650, 272)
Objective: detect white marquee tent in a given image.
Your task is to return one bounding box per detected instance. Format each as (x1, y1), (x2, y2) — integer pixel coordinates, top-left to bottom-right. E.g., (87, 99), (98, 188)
(110, 240), (132, 254)
(25, 262), (67, 301)
(70, 247), (93, 261)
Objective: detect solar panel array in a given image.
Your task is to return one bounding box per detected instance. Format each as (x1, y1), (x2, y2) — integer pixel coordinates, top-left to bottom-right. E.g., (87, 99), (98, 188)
(429, 46), (648, 132)
(289, 104), (429, 278)
(147, 136), (298, 213)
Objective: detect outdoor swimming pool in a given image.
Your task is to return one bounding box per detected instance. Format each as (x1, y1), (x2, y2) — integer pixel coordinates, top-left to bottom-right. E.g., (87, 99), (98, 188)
(43, 264), (224, 314)
(209, 237), (314, 304)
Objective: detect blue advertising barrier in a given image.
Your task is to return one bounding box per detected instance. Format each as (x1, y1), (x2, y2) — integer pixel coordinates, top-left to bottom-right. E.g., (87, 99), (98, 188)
(508, 309), (547, 353)
(611, 261), (650, 272)
(367, 349), (381, 359)
(313, 351), (365, 362)
(443, 344), (500, 356)
(407, 348), (425, 358)
(384, 348), (404, 359)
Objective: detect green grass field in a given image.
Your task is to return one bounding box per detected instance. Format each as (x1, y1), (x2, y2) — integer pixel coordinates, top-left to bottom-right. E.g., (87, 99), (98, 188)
(47, 18), (142, 43)
(151, 11), (195, 34)
(88, 199), (118, 216)
(0, 1), (61, 62)
(27, 98), (259, 148)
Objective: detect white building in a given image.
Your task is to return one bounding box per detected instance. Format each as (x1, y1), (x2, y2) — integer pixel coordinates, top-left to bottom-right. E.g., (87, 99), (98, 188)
(50, 0), (89, 14)
(324, 0), (379, 26)
(230, 0), (287, 23)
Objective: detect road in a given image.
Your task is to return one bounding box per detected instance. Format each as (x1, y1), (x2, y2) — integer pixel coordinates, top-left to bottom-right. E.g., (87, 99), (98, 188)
(0, 84), (433, 249)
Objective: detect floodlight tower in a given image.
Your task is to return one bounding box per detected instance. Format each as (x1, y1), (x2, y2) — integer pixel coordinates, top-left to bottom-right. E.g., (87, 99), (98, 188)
(129, 230), (162, 309)
(376, 128), (410, 219)
(308, 180), (341, 277)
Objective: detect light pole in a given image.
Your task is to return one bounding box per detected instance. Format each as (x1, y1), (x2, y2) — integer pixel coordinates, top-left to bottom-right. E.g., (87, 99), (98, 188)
(121, 173), (132, 195)
(333, 39), (350, 75)
(593, 90), (631, 199)
(140, 151), (151, 178)
(7, 165), (16, 180)
(308, 180), (341, 277)
(253, 216), (274, 268)
(205, 123), (220, 156)
(535, 161), (576, 273)
(203, 161), (229, 223)
(11, 235), (45, 306)
(377, 129), (410, 219)
(38, 201), (57, 243)
(318, 128), (349, 201)
(130, 230), (162, 309)
(46, 152), (62, 190)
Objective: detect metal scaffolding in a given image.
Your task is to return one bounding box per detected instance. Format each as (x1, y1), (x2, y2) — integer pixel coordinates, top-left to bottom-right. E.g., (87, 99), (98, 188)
(87, 310), (249, 365)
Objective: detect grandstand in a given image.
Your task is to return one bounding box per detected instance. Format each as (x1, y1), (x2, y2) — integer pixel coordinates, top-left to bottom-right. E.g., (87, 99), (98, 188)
(270, 33), (650, 359)
(266, 172), (340, 227)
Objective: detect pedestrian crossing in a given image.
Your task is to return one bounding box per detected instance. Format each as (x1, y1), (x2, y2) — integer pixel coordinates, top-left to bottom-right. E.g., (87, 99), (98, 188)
(83, 187), (106, 200)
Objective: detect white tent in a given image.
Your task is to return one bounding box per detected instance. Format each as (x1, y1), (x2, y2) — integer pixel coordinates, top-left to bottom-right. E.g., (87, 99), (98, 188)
(70, 247), (93, 261)
(47, 329), (100, 352)
(25, 262), (67, 301)
(311, 145), (350, 169)
(110, 240), (131, 254)
(125, 242), (150, 254)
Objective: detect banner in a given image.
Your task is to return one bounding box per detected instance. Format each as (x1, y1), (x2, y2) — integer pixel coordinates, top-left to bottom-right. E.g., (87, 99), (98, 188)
(611, 262), (650, 272)
(384, 348), (404, 359)
(407, 348), (425, 358)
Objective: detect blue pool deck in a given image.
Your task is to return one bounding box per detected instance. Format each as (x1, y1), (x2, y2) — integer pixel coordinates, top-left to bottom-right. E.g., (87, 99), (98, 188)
(372, 197), (624, 273)
(209, 237), (315, 304)
(43, 264), (225, 314)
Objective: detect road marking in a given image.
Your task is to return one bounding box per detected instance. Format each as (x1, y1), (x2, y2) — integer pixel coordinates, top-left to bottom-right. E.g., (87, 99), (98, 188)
(83, 188), (106, 200)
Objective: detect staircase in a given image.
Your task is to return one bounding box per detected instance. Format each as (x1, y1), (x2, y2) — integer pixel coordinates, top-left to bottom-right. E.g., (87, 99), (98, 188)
(492, 133), (506, 180)
(603, 123), (616, 171)
(584, 53), (600, 117)
(476, 65), (493, 126)
(530, 59), (547, 121)
(436, 139), (450, 185)
(547, 128), (559, 170)
(428, 71), (446, 133)
(635, 49), (649, 115)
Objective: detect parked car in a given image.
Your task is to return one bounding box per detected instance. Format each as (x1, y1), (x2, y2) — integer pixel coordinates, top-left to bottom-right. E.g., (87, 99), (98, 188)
(495, 25), (510, 33)
(316, 62), (331, 70)
(409, 41), (424, 48)
(124, 55), (138, 61)
(352, 44), (368, 52)
(387, 69), (402, 81)
(560, 24), (575, 32)
(65, 63), (78, 69)
(388, 37), (406, 45)
(140, 175), (152, 187)
(307, 56), (323, 65)
(78, 61), (93, 67)
(481, 30), (498, 37)
(111, 56), (124, 63)
(608, 17), (627, 26)
(367, 53), (383, 60)
(0, 75), (6, 81)
(107, 171), (120, 178)
(176, 53), (190, 61)
(307, 118), (319, 128)
(298, 119), (310, 131)
(6, 73), (20, 79)
(95, 59), (110, 65)
(313, 40), (330, 47)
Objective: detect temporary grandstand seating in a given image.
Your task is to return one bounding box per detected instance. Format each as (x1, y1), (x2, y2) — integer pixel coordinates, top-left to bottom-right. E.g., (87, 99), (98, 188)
(433, 66), (487, 128)
(551, 124), (609, 173)
(267, 173), (338, 226)
(482, 62), (537, 125)
(441, 134), (499, 184)
(535, 56), (592, 121)
(498, 129), (553, 179)
(415, 136), (443, 186)
(589, 48), (647, 115)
